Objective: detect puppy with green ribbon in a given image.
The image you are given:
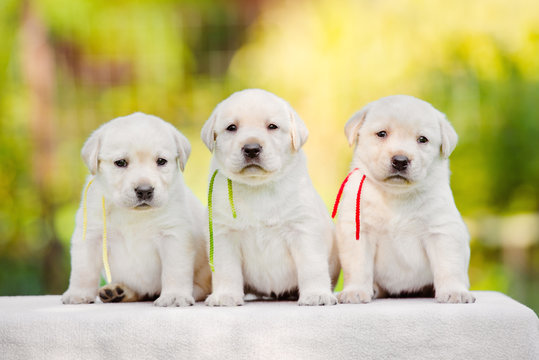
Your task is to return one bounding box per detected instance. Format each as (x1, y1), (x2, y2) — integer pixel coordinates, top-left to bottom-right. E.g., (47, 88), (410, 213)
(202, 89), (340, 306)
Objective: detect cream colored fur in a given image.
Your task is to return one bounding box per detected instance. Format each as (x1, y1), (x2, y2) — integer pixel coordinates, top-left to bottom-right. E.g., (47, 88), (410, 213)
(62, 113), (211, 306)
(201, 89), (339, 306)
(336, 95), (475, 304)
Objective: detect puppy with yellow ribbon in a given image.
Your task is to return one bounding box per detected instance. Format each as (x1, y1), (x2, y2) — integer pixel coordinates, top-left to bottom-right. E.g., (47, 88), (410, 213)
(62, 113), (211, 306)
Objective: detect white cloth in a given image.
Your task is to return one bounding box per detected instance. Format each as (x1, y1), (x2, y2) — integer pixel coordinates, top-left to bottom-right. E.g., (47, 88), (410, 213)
(0, 291), (537, 359)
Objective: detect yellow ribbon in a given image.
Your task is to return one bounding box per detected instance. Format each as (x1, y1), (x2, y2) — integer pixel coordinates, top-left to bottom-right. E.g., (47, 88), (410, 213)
(82, 178), (112, 284)
(101, 196), (112, 284)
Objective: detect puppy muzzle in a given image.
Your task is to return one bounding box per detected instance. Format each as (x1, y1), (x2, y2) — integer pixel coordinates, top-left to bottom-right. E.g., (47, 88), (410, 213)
(240, 143), (267, 173)
(242, 143), (262, 159)
(385, 155), (411, 184)
(133, 185), (155, 209)
(391, 155), (409, 172)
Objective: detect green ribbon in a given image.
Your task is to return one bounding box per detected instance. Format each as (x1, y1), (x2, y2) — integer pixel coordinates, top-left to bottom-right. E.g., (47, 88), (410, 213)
(227, 178), (237, 219)
(208, 169), (237, 272)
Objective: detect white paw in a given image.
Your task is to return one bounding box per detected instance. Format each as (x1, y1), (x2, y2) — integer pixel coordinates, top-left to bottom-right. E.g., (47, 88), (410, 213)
(205, 293), (244, 307)
(337, 288), (373, 304)
(435, 289), (476, 304)
(61, 288), (98, 304)
(298, 292), (338, 306)
(154, 293), (195, 307)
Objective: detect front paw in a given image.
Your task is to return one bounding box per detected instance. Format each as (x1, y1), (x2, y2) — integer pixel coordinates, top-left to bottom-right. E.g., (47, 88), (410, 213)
(436, 289), (476, 304)
(154, 293), (195, 307)
(298, 292), (337, 306)
(62, 288), (98, 304)
(205, 292), (244, 307)
(337, 287), (373, 304)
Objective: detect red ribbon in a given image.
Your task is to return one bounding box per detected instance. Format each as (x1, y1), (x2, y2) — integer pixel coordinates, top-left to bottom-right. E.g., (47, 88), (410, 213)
(332, 168), (366, 240)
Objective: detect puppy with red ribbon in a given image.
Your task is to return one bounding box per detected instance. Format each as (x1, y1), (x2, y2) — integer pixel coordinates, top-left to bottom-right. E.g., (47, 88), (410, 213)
(333, 95), (474, 304)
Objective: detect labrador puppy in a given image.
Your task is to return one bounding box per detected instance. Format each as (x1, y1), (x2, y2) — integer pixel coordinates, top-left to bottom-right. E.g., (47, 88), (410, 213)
(335, 95), (475, 304)
(201, 89), (339, 306)
(62, 112), (211, 306)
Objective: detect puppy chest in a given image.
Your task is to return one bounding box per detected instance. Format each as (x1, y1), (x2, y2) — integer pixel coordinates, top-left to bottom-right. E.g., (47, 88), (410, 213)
(358, 201), (431, 279)
(214, 191), (286, 228)
(239, 228), (298, 294)
(106, 225), (162, 286)
(371, 219), (433, 291)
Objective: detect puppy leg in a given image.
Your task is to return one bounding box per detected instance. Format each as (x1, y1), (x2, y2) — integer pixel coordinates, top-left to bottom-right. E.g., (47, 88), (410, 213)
(423, 234), (475, 304)
(289, 233), (337, 306)
(336, 224), (375, 304)
(193, 263), (212, 302)
(62, 227), (102, 304)
(99, 283), (138, 303)
(192, 237), (212, 302)
(205, 231), (244, 307)
(154, 233), (196, 307)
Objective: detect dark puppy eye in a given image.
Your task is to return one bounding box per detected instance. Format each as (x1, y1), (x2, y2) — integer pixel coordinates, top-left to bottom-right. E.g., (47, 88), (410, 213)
(376, 131), (387, 138)
(417, 136), (429, 144)
(114, 159), (128, 168)
(226, 124), (237, 132)
(156, 158), (168, 166)
(267, 123), (279, 130)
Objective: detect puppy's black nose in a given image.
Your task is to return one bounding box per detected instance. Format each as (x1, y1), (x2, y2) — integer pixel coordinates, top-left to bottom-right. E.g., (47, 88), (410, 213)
(391, 155), (409, 171)
(242, 143), (262, 159)
(135, 186), (154, 201)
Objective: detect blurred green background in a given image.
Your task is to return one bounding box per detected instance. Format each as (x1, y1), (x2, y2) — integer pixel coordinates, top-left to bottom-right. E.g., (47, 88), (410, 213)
(1, 0), (538, 313)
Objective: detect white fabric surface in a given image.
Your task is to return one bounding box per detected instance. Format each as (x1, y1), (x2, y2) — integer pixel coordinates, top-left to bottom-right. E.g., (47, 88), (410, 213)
(0, 291), (537, 360)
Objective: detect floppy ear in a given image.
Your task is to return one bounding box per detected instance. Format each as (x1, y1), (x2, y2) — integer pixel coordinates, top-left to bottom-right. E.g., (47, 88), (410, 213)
(289, 108), (309, 151)
(81, 127), (103, 175)
(171, 126), (191, 171)
(438, 111), (458, 159)
(344, 105), (370, 147)
(201, 104), (219, 152)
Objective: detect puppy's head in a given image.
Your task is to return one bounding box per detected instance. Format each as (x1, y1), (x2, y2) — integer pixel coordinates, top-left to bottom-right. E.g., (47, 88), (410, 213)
(201, 89), (308, 185)
(345, 95), (458, 190)
(81, 112), (190, 209)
